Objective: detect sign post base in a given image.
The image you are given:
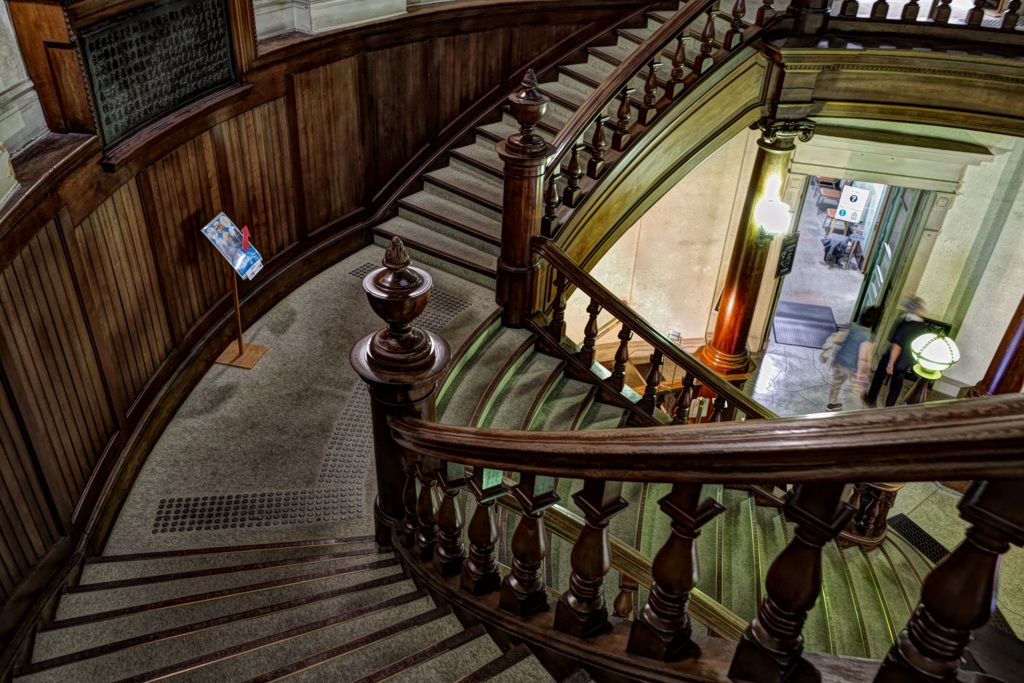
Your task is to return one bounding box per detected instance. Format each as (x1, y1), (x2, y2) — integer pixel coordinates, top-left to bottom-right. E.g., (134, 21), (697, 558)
(215, 341), (267, 369)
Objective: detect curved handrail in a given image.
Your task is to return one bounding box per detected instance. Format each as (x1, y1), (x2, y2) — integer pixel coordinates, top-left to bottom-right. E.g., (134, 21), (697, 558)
(544, 0), (720, 172)
(533, 236), (777, 420)
(393, 392), (1024, 483)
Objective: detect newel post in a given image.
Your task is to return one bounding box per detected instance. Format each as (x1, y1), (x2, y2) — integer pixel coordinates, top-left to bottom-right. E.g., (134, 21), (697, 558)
(497, 70), (554, 328)
(351, 238), (452, 548)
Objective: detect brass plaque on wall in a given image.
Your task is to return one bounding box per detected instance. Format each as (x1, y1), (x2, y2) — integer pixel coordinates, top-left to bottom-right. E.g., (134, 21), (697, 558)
(79, 0), (235, 146)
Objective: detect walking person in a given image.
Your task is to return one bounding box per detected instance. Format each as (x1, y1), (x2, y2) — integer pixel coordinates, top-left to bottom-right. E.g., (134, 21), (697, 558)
(863, 296), (929, 407)
(823, 306), (880, 411)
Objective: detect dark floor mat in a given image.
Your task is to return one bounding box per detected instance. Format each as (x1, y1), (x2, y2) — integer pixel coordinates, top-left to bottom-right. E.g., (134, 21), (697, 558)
(772, 301), (837, 349)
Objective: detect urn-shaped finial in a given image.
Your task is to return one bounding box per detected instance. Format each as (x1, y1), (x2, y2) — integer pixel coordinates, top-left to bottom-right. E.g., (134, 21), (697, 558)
(506, 70), (549, 155)
(363, 237), (434, 369)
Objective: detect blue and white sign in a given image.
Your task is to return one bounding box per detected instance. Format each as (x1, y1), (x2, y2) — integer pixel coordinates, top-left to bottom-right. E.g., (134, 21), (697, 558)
(836, 186), (870, 224)
(201, 213), (264, 280)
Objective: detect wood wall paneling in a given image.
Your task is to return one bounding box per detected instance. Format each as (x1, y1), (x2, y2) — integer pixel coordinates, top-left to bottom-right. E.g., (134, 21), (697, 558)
(65, 184), (175, 419)
(0, 221), (116, 524)
(507, 24), (585, 76)
(436, 30), (505, 128)
(294, 57), (365, 231)
(212, 99), (298, 260)
(139, 133), (227, 341)
(0, 381), (63, 602)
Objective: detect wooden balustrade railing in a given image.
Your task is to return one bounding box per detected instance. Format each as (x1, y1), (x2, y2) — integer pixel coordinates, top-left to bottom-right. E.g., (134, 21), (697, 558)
(532, 237), (776, 423)
(835, 0), (1024, 29)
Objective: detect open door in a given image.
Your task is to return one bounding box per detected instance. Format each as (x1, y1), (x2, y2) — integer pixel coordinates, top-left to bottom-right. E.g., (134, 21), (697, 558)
(853, 187), (923, 322)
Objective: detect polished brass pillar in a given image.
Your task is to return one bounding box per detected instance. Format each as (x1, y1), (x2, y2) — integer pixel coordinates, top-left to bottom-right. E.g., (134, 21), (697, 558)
(697, 119), (814, 376)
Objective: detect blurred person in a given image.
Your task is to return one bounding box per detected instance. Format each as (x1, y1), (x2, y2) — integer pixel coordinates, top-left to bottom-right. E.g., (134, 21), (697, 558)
(863, 296), (928, 407)
(822, 305), (880, 411)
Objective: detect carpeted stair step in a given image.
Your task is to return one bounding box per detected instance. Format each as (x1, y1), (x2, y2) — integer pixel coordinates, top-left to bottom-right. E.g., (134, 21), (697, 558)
(818, 538), (869, 658)
(577, 400), (628, 430)
(369, 624), (503, 683)
(450, 143), (504, 183)
(874, 539), (923, 625)
(438, 326), (534, 426)
(79, 538), (379, 584)
(17, 586), (430, 683)
(398, 192), (501, 257)
(719, 487), (759, 623)
(526, 378), (595, 431)
(374, 218), (497, 289)
(424, 165), (503, 220)
(55, 550), (393, 620)
(193, 602), (461, 682)
(476, 348), (564, 430)
(842, 546), (897, 659)
(32, 564), (405, 662)
(456, 644), (556, 683)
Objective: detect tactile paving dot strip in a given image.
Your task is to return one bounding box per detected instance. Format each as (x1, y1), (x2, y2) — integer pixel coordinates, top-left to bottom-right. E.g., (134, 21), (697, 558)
(319, 383), (373, 486)
(348, 262), (470, 332)
(152, 488), (357, 533)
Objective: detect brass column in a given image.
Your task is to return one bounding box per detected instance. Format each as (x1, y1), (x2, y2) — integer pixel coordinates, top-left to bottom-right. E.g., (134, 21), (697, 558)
(697, 119), (814, 376)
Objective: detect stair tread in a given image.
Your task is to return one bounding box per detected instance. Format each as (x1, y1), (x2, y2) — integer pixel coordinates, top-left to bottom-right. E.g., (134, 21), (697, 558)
(400, 192), (501, 241)
(55, 553), (393, 620)
(579, 401), (627, 430)
(818, 539), (869, 658)
(720, 488), (758, 623)
(528, 377), (593, 431)
(376, 217), (496, 272)
(481, 351), (563, 430)
(20, 588), (428, 683)
(466, 649), (557, 683)
(842, 545), (896, 659)
(33, 566), (405, 663)
(452, 142), (504, 178)
(381, 633), (503, 683)
(439, 327), (534, 427)
(425, 165), (503, 214)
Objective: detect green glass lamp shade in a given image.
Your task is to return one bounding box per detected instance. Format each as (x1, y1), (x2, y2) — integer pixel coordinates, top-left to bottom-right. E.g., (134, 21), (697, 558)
(911, 333), (960, 380)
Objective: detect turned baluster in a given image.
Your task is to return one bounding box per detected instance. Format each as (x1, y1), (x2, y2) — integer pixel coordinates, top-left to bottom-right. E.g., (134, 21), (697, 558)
(665, 34), (687, 100)
(587, 114), (609, 178)
(708, 394), (727, 422)
(671, 374), (696, 425)
(901, 0), (921, 20)
(1002, 0), (1021, 29)
(637, 61), (662, 126)
(461, 467), (507, 595)
(875, 480), (1024, 682)
(729, 484), (854, 683)
(839, 0), (859, 17)
(614, 574), (639, 618)
(933, 0), (952, 23)
(415, 459), (440, 561)
(610, 326), (633, 392)
(870, 0), (890, 19)
(692, 9), (716, 76)
(548, 272), (569, 340)
(579, 299), (602, 367)
(756, 0), (776, 25)
(541, 171), (561, 237)
(562, 142), (584, 207)
(628, 483), (724, 661)
(554, 479), (629, 637)
(966, 0), (986, 24)
(724, 0), (746, 50)
(400, 454), (419, 546)
(434, 460), (466, 577)
(639, 351), (665, 414)
(611, 85), (636, 151)
(499, 473), (560, 616)
(851, 483), (903, 543)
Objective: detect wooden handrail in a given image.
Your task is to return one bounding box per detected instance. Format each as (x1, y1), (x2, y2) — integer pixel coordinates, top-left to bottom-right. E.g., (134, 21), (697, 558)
(544, 0), (719, 172)
(533, 237), (776, 420)
(392, 392), (1024, 483)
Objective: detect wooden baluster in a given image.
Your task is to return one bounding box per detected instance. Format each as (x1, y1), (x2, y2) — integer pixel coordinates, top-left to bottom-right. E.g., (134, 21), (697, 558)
(901, 0), (920, 20)
(756, 0), (776, 25)
(1002, 0), (1021, 29)
(692, 9), (716, 76)
(499, 473), (560, 616)
(611, 85), (636, 151)
(664, 34), (687, 100)
(541, 171), (561, 237)
(639, 350), (664, 414)
(548, 272), (569, 340)
(614, 574), (639, 618)
(933, 0), (952, 23)
(579, 299), (602, 367)
(554, 479), (629, 637)
(628, 483), (725, 661)
(610, 326), (633, 392)
(461, 467), (507, 595)
(415, 459), (440, 561)
(875, 480), (1024, 683)
(729, 484), (854, 683)
(966, 0), (986, 24)
(587, 114), (609, 178)
(637, 61), (662, 126)
(724, 0), (746, 50)
(708, 394), (727, 422)
(562, 142), (584, 207)
(870, 0), (889, 19)
(671, 374), (696, 425)
(839, 0), (859, 17)
(400, 454), (419, 546)
(433, 460), (466, 577)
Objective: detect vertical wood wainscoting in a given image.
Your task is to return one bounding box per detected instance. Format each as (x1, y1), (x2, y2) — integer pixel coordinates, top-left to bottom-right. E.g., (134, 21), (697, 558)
(0, 0), (646, 663)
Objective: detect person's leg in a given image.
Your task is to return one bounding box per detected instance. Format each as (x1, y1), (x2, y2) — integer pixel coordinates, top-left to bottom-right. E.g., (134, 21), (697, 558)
(885, 371), (905, 407)
(865, 352), (890, 404)
(828, 367), (850, 406)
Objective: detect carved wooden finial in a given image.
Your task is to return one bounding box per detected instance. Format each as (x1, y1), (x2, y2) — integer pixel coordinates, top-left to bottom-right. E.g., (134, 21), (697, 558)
(383, 236), (410, 268)
(362, 238), (434, 370)
(505, 69), (550, 156)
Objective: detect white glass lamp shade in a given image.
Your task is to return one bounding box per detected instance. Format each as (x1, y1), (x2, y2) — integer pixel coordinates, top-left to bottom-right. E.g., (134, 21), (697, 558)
(911, 333), (960, 380)
(753, 178), (792, 238)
